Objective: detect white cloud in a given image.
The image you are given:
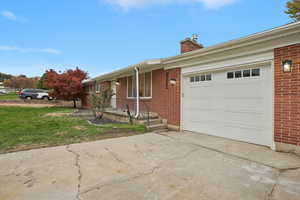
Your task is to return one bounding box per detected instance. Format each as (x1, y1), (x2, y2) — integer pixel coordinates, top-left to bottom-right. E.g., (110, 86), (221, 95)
(0, 46), (62, 55)
(104, 0), (236, 10)
(200, 0), (236, 9)
(0, 10), (28, 22)
(1, 11), (17, 21)
(39, 48), (62, 54)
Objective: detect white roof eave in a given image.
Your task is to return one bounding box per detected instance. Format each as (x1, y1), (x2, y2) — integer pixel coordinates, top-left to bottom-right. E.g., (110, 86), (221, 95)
(162, 21), (300, 65)
(84, 59), (162, 84)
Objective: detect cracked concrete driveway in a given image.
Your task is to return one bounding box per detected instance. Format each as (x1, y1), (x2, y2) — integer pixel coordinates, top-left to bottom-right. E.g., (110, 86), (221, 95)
(1, 131), (300, 200)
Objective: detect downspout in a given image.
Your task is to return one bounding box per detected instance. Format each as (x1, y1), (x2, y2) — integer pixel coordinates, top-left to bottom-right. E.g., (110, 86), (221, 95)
(134, 66), (140, 118)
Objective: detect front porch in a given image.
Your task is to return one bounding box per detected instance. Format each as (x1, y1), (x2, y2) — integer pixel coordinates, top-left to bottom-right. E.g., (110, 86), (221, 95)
(74, 108), (168, 132)
(104, 108), (167, 131)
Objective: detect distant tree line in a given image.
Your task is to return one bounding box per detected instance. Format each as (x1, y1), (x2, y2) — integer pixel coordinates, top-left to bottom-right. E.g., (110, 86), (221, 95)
(3, 75), (39, 90)
(0, 72), (13, 82)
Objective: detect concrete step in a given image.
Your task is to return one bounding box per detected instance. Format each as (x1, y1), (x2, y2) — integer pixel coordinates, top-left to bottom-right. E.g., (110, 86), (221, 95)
(147, 124), (167, 131)
(139, 119), (163, 126)
(138, 114), (160, 120)
(153, 129), (169, 133)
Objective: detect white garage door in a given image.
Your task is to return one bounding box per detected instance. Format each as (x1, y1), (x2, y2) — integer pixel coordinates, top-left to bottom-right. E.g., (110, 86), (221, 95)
(182, 66), (272, 146)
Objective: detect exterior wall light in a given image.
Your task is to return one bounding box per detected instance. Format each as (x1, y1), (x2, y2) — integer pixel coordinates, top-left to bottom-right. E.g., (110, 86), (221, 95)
(115, 81), (120, 86)
(169, 78), (177, 85)
(282, 60), (292, 72)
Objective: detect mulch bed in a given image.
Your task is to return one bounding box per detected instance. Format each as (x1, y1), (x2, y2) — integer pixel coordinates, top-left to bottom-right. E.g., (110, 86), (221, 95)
(88, 117), (128, 125)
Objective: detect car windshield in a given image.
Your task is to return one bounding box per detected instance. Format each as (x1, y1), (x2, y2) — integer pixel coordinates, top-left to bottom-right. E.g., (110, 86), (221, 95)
(23, 89), (36, 93)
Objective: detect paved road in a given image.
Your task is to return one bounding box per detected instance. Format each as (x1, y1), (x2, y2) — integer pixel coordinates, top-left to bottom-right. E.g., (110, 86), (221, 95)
(1, 131), (300, 200)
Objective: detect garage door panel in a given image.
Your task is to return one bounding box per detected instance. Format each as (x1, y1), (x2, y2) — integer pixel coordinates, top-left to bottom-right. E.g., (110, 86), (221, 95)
(223, 112), (264, 125)
(182, 66), (272, 146)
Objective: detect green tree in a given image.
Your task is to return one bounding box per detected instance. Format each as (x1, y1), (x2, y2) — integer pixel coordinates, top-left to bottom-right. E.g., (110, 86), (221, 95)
(0, 72), (13, 82)
(90, 89), (114, 120)
(36, 73), (47, 89)
(285, 0), (300, 21)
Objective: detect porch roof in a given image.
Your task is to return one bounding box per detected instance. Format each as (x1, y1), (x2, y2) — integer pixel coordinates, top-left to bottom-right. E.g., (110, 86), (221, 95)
(83, 58), (162, 85)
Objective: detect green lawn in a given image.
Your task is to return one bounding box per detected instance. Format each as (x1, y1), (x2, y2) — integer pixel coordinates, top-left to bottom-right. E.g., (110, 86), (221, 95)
(0, 93), (19, 100)
(0, 106), (146, 153)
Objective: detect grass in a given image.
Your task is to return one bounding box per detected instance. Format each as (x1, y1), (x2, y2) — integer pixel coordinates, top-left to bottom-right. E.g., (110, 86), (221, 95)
(0, 106), (147, 153)
(0, 93), (19, 100)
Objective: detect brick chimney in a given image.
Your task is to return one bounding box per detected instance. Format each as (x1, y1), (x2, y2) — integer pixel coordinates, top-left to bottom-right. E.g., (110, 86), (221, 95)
(180, 35), (203, 54)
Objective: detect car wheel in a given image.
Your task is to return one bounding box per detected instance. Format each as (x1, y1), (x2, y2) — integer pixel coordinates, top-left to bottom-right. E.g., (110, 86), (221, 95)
(26, 96), (32, 100)
(42, 96), (49, 101)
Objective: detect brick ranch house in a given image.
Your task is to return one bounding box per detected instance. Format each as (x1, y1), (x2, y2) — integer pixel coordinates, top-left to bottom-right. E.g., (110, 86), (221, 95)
(83, 21), (300, 154)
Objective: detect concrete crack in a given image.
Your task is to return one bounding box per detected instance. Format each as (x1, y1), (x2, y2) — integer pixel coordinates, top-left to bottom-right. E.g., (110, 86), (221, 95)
(279, 167), (300, 173)
(165, 148), (199, 162)
(80, 166), (160, 196)
(80, 147), (198, 197)
(155, 133), (282, 170)
(66, 145), (82, 200)
(265, 182), (277, 200)
(264, 170), (280, 200)
(104, 147), (131, 167)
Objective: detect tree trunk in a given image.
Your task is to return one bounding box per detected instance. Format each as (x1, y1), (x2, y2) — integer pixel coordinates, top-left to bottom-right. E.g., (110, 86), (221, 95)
(73, 99), (77, 108)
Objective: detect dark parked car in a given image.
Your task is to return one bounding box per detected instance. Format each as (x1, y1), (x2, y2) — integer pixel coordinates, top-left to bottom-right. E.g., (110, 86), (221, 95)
(19, 89), (53, 100)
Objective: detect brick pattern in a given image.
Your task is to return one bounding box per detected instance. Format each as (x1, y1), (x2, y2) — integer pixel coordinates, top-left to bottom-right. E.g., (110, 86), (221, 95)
(274, 44), (300, 146)
(116, 68), (181, 126)
(180, 38), (203, 54)
(82, 81), (111, 108)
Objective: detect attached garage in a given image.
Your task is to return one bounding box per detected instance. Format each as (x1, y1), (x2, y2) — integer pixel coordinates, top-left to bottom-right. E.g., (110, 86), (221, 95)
(182, 64), (273, 146)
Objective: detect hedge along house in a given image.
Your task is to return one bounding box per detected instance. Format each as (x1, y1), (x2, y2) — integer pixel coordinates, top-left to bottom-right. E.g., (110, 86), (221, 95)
(83, 21), (300, 154)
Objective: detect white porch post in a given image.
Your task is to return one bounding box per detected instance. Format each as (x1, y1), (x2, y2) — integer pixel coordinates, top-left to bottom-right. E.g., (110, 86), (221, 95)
(134, 67), (140, 118)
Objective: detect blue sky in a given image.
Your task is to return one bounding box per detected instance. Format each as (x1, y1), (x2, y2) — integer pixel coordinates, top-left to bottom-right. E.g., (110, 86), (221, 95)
(0, 0), (291, 78)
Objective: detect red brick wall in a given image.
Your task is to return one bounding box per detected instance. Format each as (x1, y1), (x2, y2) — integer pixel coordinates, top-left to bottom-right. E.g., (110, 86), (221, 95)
(116, 68), (181, 126)
(274, 44), (300, 146)
(82, 81), (111, 108)
(181, 39), (203, 54)
(81, 93), (90, 108)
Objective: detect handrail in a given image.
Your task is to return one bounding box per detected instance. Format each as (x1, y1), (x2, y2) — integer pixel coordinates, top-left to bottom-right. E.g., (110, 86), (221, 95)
(115, 97), (150, 126)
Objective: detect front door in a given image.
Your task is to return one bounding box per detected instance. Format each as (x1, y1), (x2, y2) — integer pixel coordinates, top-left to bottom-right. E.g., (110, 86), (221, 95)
(111, 81), (117, 109)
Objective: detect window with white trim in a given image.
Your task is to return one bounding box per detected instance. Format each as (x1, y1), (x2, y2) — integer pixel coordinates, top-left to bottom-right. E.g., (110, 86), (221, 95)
(95, 83), (101, 93)
(227, 68), (260, 79)
(189, 74), (212, 83)
(127, 72), (152, 98)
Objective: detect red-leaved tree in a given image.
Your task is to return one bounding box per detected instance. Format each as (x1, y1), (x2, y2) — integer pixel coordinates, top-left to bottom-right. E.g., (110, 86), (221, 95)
(44, 68), (88, 108)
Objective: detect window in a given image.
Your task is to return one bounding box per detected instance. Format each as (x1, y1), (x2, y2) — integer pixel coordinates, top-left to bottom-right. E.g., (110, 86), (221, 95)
(235, 71), (242, 78)
(252, 68), (260, 76)
(166, 72), (169, 89)
(243, 69), (250, 77)
(227, 68), (261, 79)
(139, 73), (145, 97)
(145, 72), (151, 97)
(190, 74), (212, 83)
(128, 76), (133, 97)
(89, 84), (94, 92)
(227, 72), (234, 79)
(127, 72), (151, 98)
(95, 83), (101, 93)
(206, 74), (212, 81)
(200, 75), (206, 81)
